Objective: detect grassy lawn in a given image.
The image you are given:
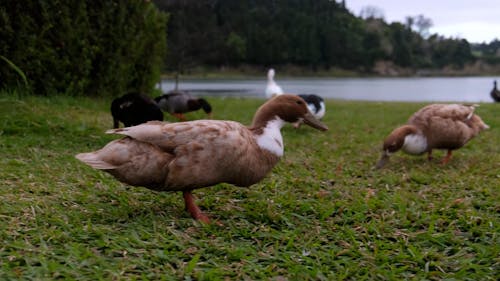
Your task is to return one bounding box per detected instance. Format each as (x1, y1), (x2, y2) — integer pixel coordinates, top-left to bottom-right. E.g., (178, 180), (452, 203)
(0, 93), (498, 280)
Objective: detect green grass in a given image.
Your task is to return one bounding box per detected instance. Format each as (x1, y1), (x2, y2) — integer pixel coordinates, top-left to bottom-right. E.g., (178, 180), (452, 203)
(0, 93), (498, 280)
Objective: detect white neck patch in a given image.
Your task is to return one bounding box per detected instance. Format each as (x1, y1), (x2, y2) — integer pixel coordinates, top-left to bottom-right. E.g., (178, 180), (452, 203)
(256, 117), (285, 156)
(402, 134), (427, 155)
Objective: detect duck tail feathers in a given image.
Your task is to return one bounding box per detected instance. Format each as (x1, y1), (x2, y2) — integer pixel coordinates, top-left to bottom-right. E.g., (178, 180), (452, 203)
(106, 128), (123, 134)
(75, 153), (117, 170)
(464, 104), (479, 120)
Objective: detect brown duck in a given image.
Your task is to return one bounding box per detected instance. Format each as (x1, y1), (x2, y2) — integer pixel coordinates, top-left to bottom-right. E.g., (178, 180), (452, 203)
(154, 90), (212, 121)
(76, 95), (328, 223)
(491, 80), (500, 102)
(376, 104), (489, 168)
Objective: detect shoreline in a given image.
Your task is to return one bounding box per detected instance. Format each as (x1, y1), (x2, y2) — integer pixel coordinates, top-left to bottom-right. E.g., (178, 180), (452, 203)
(161, 60), (500, 80)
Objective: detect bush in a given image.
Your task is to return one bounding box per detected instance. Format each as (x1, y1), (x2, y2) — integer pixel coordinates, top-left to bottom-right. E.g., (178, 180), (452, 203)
(0, 0), (167, 97)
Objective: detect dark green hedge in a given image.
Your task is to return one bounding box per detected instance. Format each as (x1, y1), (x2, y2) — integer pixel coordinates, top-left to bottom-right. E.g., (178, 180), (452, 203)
(0, 0), (167, 96)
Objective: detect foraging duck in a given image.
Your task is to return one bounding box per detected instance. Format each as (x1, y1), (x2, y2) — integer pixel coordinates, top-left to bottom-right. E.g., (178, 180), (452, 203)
(298, 94), (326, 120)
(491, 80), (500, 102)
(293, 94), (326, 128)
(265, 68), (284, 99)
(76, 95), (328, 223)
(154, 90), (212, 121)
(110, 92), (163, 128)
(376, 104), (489, 168)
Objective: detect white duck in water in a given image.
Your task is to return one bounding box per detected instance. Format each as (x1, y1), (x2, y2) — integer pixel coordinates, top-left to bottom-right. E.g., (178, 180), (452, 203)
(76, 95), (328, 223)
(376, 103), (489, 168)
(265, 68), (284, 99)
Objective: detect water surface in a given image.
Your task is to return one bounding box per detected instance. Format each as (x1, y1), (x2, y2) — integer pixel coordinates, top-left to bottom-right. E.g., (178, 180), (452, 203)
(158, 76), (498, 103)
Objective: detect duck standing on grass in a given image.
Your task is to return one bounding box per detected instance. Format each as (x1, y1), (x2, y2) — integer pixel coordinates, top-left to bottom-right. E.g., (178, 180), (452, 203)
(265, 68), (284, 99)
(110, 92), (163, 128)
(491, 80), (500, 102)
(154, 90), (212, 121)
(376, 103), (489, 168)
(76, 95), (328, 223)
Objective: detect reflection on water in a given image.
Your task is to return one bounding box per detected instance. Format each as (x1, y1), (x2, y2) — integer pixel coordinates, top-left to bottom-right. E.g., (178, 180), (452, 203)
(158, 76), (498, 103)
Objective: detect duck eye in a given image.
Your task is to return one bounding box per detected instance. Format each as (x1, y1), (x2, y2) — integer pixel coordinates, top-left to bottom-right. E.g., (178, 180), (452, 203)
(296, 101), (303, 105)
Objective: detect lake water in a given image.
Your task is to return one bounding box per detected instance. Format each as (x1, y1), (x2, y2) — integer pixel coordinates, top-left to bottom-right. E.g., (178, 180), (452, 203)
(158, 76), (498, 103)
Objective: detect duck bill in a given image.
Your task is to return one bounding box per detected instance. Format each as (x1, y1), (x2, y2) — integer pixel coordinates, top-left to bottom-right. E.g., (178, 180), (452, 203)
(302, 112), (328, 131)
(375, 152), (390, 169)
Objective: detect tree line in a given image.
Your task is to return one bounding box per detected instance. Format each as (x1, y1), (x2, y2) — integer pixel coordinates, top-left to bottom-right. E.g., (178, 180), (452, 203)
(1, 0), (499, 96)
(153, 0), (497, 74)
(472, 39), (500, 64)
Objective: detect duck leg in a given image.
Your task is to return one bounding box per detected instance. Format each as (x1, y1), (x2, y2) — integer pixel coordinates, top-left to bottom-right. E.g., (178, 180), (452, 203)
(113, 117), (120, 129)
(441, 150), (453, 164)
(172, 113), (186, 121)
(427, 150), (433, 161)
(183, 191), (210, 224)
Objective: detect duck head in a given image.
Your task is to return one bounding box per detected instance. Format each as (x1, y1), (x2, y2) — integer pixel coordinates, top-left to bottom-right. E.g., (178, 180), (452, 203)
(467, 113), (490, 132)
(251, 94), (328, 131)
(267, 68), (276, 80)
(376, 125), (423, 168)
(187, 98), (212, 115)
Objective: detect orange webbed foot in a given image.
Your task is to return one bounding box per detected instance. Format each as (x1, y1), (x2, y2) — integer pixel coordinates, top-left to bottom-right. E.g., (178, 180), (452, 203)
(183, 191), (211, 224)
(171, 113), (187, 121)
(441, 150), (453, 165)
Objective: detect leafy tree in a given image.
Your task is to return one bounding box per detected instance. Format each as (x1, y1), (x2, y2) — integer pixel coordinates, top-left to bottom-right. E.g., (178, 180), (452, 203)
(414, 15), (433, 39)
(1, 0), (167, 96)
(359, 6), (385, 20)
(225, 32), (247, 64)
(152, 0), (477, 73)
(389, 23), (413, 67)
(472, 39), (500, 58)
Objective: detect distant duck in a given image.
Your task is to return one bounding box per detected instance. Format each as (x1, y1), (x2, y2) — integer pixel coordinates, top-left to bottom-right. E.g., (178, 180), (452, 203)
(298, 94), (326, 120)
(293, 94), (326, 128)
(265, 68), (284, 98)
(376, 104), (489, 168)
(110, 92), (163, 128)
(154, 90), (212, 121)
(76, 95), (328, 223)
(491, 80), (500, 102)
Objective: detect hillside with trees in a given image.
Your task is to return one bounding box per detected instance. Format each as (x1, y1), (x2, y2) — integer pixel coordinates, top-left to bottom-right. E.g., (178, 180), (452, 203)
(472, 39), (500, 64)
(1, 0), (499, 96)
(154, 0), (499, 76)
